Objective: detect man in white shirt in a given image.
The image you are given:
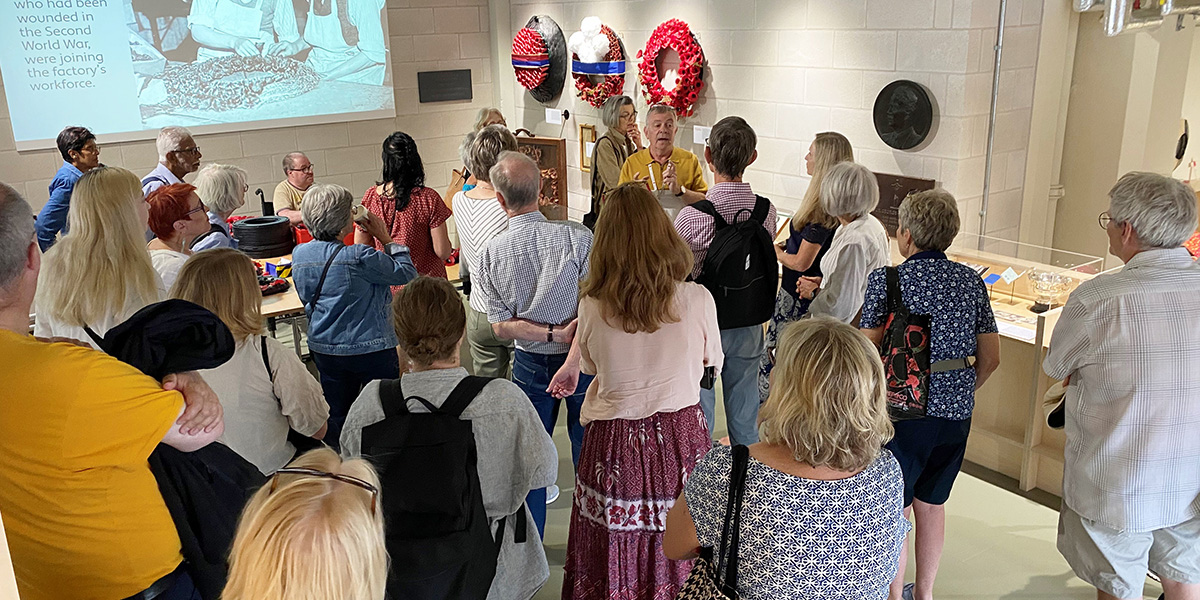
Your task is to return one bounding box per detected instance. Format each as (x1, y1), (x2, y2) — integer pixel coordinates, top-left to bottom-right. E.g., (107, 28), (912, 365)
(1044, 172), (1200, 600)
(142, 126), (202, 196)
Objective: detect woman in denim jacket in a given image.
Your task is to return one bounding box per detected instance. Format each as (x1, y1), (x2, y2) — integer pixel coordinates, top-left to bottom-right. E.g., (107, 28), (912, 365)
(293, 183), (416, 449)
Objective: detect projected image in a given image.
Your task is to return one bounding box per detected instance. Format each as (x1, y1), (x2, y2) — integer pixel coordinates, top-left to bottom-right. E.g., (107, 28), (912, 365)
(0, 0), (394, 148)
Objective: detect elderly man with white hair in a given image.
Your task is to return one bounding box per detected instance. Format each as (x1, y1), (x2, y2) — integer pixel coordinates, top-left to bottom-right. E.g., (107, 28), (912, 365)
(474, 151), (593, 536)
(142, 126), (203, 196)
(1044, 172), (1200, 600)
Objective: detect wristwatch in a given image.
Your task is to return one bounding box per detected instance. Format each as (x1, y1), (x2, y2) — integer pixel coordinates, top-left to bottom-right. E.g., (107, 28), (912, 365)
(547, 324), (554, 342)
(674, 188), (685, 197)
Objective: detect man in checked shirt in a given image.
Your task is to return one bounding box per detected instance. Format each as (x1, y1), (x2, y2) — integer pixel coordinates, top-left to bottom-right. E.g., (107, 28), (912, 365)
(1045, 172), (1200, 600)
(474, 151), (593, 537)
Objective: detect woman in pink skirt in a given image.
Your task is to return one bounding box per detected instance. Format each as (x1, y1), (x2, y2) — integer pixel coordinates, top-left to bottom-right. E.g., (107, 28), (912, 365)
(556, 182), (723, 599)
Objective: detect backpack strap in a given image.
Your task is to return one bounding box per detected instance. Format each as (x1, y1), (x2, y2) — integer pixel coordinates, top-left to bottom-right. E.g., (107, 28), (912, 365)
(439, 375), (492, 418)
(378, 378), (411, 418)
(690, 199), (729, 229)
(306, 244), (346, 312)
(884, 266), (902, 313)
(751, 195), (771, 225)
(82, 326), (103, 348)
(189, 223), (226, 249)
(141, 174), (168, 188)
(260, 335), (273, 384)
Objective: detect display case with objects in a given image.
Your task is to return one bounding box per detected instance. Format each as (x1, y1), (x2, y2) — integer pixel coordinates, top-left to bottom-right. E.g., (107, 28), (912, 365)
(887, 233), (1108, 497)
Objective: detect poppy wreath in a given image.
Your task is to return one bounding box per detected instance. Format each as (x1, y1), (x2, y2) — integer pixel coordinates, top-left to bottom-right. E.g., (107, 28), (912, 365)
(571, 24), (627, 108)
(637, 19), (705, 117)
(511, 15), (567, 104)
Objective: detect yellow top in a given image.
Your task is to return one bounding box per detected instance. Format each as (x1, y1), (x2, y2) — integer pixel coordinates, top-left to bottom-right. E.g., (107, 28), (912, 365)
(618, 146), (709, 194)
(273, 180), (305, 212)
(0, 330), (184, 600)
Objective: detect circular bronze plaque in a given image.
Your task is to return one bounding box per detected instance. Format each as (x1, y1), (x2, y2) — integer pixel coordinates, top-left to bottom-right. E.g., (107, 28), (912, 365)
(873, 80), (934, 151)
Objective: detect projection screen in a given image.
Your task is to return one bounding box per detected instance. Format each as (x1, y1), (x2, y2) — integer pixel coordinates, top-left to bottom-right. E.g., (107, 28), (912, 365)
(0, 0), (395, 150)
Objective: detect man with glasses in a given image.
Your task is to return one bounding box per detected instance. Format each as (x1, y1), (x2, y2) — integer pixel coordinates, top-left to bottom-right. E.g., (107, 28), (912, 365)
(274, 151), (315, 225)
(142, 126), (203, 197)
(1045, 172), (1200, 600)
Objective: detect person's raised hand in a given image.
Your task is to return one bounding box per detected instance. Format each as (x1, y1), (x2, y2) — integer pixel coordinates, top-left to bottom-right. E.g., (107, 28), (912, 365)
(163, 371), (223, 434)
(663, 161), (681, 195)
(628, 125), (643, 149)
(364, 210), (393, 244)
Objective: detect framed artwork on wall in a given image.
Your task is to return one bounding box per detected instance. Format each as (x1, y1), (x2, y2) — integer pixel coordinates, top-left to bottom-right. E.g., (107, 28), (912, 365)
(579, 123), (596, 173)
(516, 135), (568, 221)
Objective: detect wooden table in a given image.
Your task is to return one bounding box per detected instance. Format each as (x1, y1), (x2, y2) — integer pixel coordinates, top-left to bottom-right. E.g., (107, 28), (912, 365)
(257, 253), (460, 357)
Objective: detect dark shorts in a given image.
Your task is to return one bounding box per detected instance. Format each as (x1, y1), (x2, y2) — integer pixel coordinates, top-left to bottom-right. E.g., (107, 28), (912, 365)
(886, 416), (971, 506)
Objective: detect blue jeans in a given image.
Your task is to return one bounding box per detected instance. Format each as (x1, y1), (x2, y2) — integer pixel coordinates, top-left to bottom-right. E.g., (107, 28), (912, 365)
(700, 325), (764, 446)
(311, 348), (400, 451)
(512, 349), (593, 538)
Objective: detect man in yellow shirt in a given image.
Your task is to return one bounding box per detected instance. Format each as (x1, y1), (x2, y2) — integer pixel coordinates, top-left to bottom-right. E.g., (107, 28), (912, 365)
(0, 183), (224, 600)
(274, 151), (314, 225)
(618, 105), (708, 207)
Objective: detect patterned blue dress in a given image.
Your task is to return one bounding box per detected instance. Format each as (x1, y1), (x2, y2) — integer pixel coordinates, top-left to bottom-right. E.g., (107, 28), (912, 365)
(685, 446), (909, 600)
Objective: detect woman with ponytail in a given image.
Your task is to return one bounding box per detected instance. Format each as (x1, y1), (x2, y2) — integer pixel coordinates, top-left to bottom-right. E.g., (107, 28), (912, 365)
(356, 131), (453, 283)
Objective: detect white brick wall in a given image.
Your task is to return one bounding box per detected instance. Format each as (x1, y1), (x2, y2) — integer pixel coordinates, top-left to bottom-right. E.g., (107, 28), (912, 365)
(0, 0), (494, 236)
(497, 0), (1042, 239)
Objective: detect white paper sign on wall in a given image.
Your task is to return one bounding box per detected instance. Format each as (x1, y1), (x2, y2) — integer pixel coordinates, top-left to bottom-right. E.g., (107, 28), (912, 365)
(546, 108), (563, 125)
(693, 125), (711, 146)
(585, 142), (595, 158)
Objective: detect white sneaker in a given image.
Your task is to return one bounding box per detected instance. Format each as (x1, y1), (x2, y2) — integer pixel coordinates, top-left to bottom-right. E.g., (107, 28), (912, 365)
(545, 484), (560, 504)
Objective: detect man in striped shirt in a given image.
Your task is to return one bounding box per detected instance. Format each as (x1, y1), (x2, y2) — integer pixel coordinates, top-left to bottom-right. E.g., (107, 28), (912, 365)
(475, 151), (593, 536)
(674, 116), (777, 446)
(1044, 172), (1200, 600)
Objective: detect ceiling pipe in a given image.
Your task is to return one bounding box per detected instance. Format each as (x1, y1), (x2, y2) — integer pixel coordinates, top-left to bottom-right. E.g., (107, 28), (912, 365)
(980, 0), (1008, 243)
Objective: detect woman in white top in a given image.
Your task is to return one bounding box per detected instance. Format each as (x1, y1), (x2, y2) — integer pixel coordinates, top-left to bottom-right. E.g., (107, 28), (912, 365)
(797, 161), (890, 324)
(146, 183), (211, 289)
(455, 124), (518, 379)
(172, 248), (329, 475)
(302, 0), (387, 84)
(34, 166), (163, 348)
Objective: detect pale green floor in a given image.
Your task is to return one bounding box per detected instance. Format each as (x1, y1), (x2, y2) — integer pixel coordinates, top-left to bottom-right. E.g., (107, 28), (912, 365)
(275, 326), (1164, 600)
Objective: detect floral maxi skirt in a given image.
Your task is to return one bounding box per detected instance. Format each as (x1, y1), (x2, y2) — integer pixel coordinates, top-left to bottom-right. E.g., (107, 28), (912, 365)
(562, 404), (712, 600)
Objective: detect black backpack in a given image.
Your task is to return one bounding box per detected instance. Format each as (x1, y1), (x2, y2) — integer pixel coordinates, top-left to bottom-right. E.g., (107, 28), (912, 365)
(361, 375), (523, 600)
(692, 196), (777, 329)
(880, 267), (932, 421)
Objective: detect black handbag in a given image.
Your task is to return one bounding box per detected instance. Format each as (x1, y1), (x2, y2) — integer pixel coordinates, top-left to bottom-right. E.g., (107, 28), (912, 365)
(676, 444), (750, 600)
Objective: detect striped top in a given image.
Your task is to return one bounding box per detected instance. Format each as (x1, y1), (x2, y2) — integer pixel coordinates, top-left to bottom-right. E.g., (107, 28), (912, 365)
(454, 190), (509, 313)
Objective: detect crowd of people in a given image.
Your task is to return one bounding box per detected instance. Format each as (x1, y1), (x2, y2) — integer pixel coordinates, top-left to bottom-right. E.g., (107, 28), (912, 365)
(0, 100), (1197, 600)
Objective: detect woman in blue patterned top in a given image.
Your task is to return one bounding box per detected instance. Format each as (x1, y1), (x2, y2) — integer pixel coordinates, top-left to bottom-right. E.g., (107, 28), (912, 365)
(858, 189), (1001, 600)
(758, 131), (852, 401)
(664, 317), (908, 600)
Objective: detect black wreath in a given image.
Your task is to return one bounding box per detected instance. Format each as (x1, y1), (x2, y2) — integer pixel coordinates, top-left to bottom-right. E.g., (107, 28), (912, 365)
(524, 15), (567, 104)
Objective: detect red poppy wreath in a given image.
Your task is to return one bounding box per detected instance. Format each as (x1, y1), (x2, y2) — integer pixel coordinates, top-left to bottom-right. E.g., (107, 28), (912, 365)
(637, 19), (705, 117)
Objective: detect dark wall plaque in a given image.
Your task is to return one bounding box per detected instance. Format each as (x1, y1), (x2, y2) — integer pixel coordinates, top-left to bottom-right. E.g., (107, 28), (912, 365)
(873, 172), (936, 237)
(417, 69), (473, 103)
(873, 80), (934, 151)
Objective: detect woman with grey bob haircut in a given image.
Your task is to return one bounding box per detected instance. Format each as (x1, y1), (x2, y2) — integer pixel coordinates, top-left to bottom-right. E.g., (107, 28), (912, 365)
(1107, 171), (1198, 249)
(798, 161), (891, 324)
(191, 163), (247, 251)
(897, 189), (960, 253)
(584, 94), (641, 229)
(292, 182), (417, 450)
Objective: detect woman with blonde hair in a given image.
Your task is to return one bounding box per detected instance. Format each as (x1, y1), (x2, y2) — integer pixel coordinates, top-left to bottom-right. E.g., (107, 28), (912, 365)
(34, 166), (162, 348)
(192, 163), (248, 251)
(760, 132), (853, 399)
(172, 248), (328, 474)
(223, 448), (387, 600)
(664, 317), (908, 600)
(560, 183), (722, 600)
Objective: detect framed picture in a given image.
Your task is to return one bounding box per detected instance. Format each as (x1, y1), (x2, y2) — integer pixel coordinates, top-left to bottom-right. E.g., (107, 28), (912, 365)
(579, 124), (597, 173)
(516, 135), (568, 220)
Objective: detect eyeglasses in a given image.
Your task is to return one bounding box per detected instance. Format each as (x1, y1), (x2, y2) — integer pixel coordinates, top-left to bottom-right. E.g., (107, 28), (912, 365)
(288, 165), (315, 173)
(184, 205), (206, 217)
(1098, 211), (1113, 230)
(175, 146), (201, 155)
(270, 467), (379, 514)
